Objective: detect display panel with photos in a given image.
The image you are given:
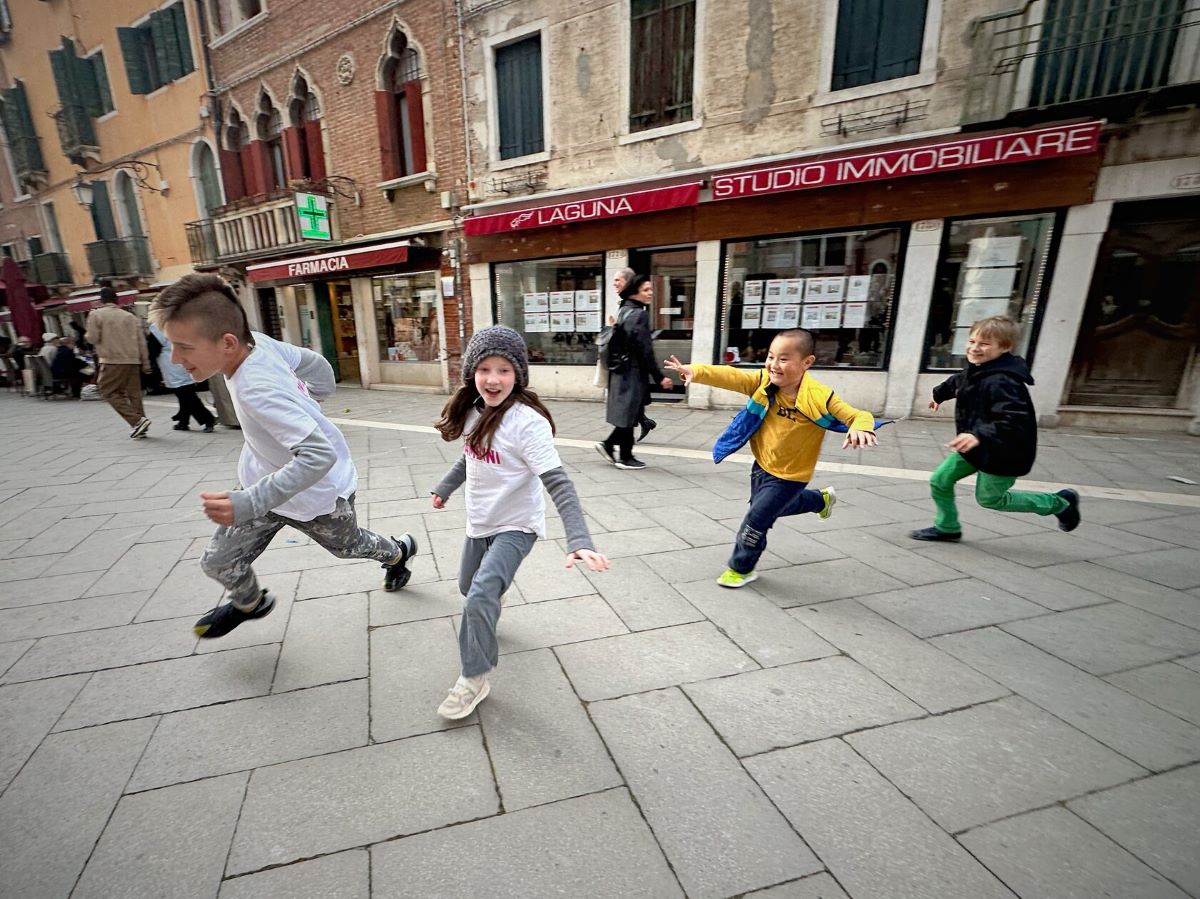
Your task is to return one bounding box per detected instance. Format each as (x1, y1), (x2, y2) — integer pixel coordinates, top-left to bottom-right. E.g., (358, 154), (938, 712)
(373, 272), (441, 363)
(720, 227), (903, 368)
(493, 255), (604, 365)
(923, 212), (1057, 370)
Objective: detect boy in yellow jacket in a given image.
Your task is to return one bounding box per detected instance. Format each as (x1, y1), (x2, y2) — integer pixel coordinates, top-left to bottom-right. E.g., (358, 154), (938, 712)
(665, 329), (877, 587)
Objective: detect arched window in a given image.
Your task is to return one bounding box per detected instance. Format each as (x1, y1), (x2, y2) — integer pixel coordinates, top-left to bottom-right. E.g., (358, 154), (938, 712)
(256, 92), (284, 191)
(287, 73), (325, 182)
(376, 27), (426, 181)
(219, 105), (249, 202)
(193, 140), (223, 217)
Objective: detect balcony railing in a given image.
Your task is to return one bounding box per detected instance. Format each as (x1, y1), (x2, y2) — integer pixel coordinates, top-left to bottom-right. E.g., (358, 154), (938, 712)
(21, 252), (73, 286)
(185, 189), (338, 267)
(85, 236), (153, 279)
(963, 0), (1200, 124)
(53, 105), (99, 166)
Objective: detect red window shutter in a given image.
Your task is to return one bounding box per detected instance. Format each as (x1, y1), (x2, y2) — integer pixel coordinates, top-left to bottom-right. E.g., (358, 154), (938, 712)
(282, 127), (305, 181)
(219, 147), (245, 202)
(250, 140), (275, 193)
(402, 80), (427, 174)
(238, 145), (258, 196)
(375, 90), (400, 181)
(304, 121), (326, 182)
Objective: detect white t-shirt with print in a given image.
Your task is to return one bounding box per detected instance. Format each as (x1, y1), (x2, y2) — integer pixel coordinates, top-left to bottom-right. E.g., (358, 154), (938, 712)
(227, 332), (357, 521)
(464, 402), (562, 539)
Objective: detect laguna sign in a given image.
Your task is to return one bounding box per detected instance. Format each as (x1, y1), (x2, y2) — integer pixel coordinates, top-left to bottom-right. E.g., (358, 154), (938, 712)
(710, 121), (1102, 200)
(464, 182), (702, 236)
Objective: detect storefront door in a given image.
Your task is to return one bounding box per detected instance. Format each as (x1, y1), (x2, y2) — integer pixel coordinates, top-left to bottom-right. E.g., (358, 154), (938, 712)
(629, 246), (696, 400)
(331, 281), (361, 385)
(1067, 198), (1200, 408)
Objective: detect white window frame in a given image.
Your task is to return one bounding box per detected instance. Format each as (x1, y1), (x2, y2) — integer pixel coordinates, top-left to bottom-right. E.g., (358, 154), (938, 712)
(618, 0), (706, 146)
(812, 0), (943, 108)
(40, 200), (64, 253)
(208, 0), (269, 48)
(484, 19), (551, 172)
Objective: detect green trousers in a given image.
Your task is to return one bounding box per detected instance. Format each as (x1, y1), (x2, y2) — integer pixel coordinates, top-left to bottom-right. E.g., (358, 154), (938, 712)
(930, 452), (1068, 535)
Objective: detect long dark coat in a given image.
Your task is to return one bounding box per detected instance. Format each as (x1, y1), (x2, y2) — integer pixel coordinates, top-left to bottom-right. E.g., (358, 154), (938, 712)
(605, 299), (664, 428)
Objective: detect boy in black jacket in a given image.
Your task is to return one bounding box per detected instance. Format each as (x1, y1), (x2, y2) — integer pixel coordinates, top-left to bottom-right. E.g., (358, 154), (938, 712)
(911, 315), (1080, 542)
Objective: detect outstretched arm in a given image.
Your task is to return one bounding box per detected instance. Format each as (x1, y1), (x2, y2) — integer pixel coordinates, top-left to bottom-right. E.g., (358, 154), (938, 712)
(431, 456), (467, 508)
(540, 467), (608, 571)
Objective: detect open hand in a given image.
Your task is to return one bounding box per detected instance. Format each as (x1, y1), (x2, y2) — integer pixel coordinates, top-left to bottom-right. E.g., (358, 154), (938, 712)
(663, 355), (693, 383)
(431, 493), (447, 509)
(566, 549), (609, 572)
(201, 491), (235, 527)
(947, 432), (980, 452)
(842, 429), (879, 449)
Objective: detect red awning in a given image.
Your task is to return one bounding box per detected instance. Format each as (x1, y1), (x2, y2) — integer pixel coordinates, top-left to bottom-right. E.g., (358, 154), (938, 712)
(246, 240), (411, 284)
(464, 182), (702, 237)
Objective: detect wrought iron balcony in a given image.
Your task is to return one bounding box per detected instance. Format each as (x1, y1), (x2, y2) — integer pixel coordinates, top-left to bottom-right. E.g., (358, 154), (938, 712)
(185, 188), (337, 266)
(85, 236), (153, 279)
(963, 0), (1200, 124)
(21, 252), (73, 286)
(53, 105), (100, 166)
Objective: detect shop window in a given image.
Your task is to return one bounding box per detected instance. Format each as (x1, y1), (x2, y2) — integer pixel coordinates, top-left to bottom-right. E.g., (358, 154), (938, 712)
(118, 2), (194, 95)
(629, 246), (698, 377)
(374, 273), (441, 363)
(207, 0), (263, 37)
(923, 212), (1058, 370)
(721, 227), (903, 369)
(493, 255), (604, 365)
(831, 0), (927, 91)
(629, 0), (696, 132)
(377, 30), (426, 180)
(494, 35), (544, 160)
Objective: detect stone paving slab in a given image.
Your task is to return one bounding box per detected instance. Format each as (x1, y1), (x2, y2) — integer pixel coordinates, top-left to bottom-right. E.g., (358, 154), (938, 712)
(0, 674), (88, 790)
(55, 644), (278, 731)
(1002, 602), (1200, 675)
(934, 627), (1200, 770)
(743, 873), (851, 899)
(0, 718), (157, 898)
(579, 556), (706, 631)
(370, 789), (684, 899)
(219, 849), (369, 899)
(478, 648), (621, 811)
(273, 593), (368, 693)
(74, 772), (248, 899)
(1068, 764), (1200, 896)
(684, 656), (924, 757)
(471, 594), (630, 654)
(368, 579), (466, 626)
(2, 616), (199, 682)
(860, 577), (1049, 637)
(1095, 546), (1200, 591)
(795, 600), (1008, 713)
(0, 638), (32, 677)
(0, 570), (103, 610)
(228, 727), (498, 875)
(848, 696), (1146, 833)
(592, 688), (820, 898)
(1040, 560), (1200, 630)
(130, 679), (368, 791)
(369, 617), (466, 741)
(1105, 661), (1200, 727)
(555, 621), (756, 701)
(959, 806), (1190, 899)
(0, 590), (148, 642)
(747, 738), (1013, 899)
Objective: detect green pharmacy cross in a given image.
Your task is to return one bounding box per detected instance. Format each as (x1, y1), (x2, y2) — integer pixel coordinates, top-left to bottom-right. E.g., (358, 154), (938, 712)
(296, 193), (332, 240)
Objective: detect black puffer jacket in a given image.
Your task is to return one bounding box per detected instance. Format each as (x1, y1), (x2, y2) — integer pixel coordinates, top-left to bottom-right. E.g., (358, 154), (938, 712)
(932, 353), (1038, 477)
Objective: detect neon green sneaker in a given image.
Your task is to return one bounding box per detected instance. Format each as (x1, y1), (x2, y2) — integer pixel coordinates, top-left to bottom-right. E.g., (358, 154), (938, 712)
(818, 485), (837, 520)
(716, 568), (759, 588)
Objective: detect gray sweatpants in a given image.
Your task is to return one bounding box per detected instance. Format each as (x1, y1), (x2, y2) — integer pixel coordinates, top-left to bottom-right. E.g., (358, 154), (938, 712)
(458, 530), (537, 678)
(201, 494), (398, 609)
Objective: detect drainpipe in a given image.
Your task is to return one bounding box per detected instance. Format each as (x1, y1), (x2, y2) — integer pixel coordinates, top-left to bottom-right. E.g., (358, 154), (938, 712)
(453, 0), (474, 366)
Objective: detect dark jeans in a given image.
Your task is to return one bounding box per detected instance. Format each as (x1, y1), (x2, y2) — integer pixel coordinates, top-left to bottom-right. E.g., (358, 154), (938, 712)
(603, 426), (635, 462)
(729, 463), (825, 574)
(172, 383), (215, 428)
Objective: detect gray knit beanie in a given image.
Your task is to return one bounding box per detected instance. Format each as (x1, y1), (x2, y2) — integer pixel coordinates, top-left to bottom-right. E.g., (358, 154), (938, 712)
(462, 325), (530, 388)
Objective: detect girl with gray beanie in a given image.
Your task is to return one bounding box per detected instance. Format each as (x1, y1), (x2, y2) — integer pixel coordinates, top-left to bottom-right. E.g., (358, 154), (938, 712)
(431, 326), (609, 719)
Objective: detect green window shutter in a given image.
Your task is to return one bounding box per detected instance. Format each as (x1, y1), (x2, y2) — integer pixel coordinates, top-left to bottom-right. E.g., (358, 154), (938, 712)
(91, 52), (114, 115)
(171, 4), (194, 77)
(831, 0), (881, 90)
(149, 10), (176, 83)
(9, 82), (44, 171)
(0, 90), (25, 172)
(495, 36), (543, 160)
(49, 45), (78, 107)
(118, 26), (152, 94)
(876, 0), (927, 81)
(89, 179), (118, 240)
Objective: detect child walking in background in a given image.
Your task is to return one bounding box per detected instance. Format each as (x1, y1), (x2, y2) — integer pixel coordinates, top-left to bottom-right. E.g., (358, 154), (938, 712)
(150, 274), (418, 639)
(432, 326), (608, 719)
(665, 328), (878, 588)
(911, 315), (1080, 542)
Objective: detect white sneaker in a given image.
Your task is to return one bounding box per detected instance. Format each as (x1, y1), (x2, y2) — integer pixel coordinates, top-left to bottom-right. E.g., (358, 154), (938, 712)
(130, 417), (151, 439)
(437, 675), (490, 720)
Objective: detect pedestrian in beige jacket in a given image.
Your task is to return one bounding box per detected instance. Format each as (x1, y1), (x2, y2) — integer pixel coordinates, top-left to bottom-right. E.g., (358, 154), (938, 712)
(85, 287), (152, 437)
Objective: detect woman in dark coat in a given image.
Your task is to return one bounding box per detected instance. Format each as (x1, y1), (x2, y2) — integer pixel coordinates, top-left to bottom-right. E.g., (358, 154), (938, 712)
(595, 274), (672, 470)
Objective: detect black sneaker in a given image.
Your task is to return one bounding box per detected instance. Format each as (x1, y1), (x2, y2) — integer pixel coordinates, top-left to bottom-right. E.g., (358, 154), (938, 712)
(203, 423), (215, 433)
(194, 590), (276, 639)
(1055, 489), (1081, 532)
(637, 418), (657, 443)
(615, 457), (647, 470)
(173, 423), (190, 431)
(910, 526), (962, 542)
(594, 442), (616, 466)
(383, 533), (418, 591)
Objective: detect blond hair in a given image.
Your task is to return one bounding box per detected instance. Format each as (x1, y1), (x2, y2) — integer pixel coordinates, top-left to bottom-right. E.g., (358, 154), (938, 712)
(969, 315), (1018, 349)
(149, 273), (252, 344)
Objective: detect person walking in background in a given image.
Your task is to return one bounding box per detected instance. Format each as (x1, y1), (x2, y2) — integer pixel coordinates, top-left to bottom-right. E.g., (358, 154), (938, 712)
(206, 373), (241, 429)
(595, 274), (672, 470)
(149, 321), (216, 432)
(86, 287), (151, 438)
